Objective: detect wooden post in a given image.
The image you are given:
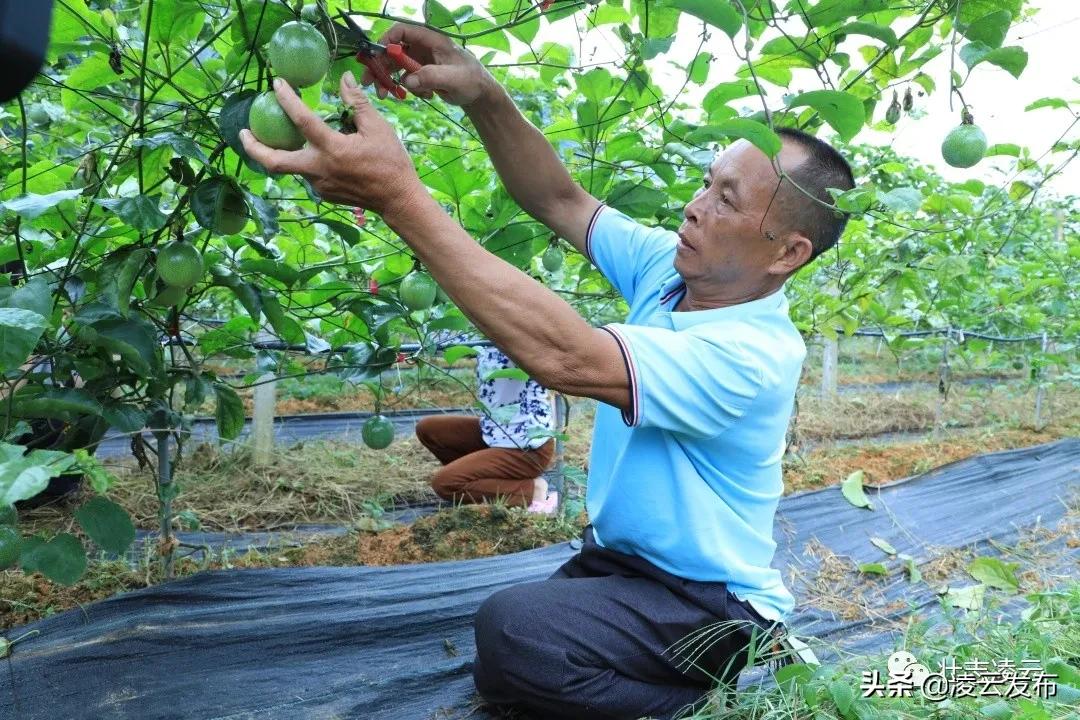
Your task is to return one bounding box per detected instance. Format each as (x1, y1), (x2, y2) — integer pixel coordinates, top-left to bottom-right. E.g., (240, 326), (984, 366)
(252, 372), (276, 463)
(821, 335), (838, 399)
(1034, 331), (1049, 431)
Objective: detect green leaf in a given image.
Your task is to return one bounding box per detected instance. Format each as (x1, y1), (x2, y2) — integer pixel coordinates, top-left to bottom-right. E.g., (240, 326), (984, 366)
(102, 403), (147, 434)
(483, 368), (530, 381)
(903, 557), (922, 584)
(443, 345), (479, 365)
(828, 680), (855, 714)
(19, 532), (86, 585)
(967, 556), (1020, 591)
(841, 470), (873, 510)
(985, 143), (1021, 157)
(116, 248), (151, 317)
(943, 584), (985, 610)
(607, 181), (668, 218)
(0, 189), (82, 220)
(802, 0), (889, 28)
(838, 21), (897, 47)
(149, 0), (205, 43)
(959, 43), (1028, 79)
(0, 308), (46, 373)
(131, 132), (209, 165)
(231, 0), (293, 48)
(0, 443), (77, 506)
(96, 195), (167, 232)
(11, 387), (103, 421)
(260, 292), (305, 345)
(243, 191), (279, 240)
(484, 225), (543, 267)
(218, 91), (264, 173)
(879, 187), (923, 213)
(75, 497), (135, 555)
(664, 0), (741, 38)
(1025, 97), (1069, 112)
(958, 10), (1012, 49)
(83, 317), (161, 377)
(858, 562), (888, 576)
(213, 383), (245, 442)
(424, 0), (458, 29)
(870, 537), (897, 555)
(686, 118), (782, 158)
(313, 219), (360, 247)
(688, 52), (712, 84)
(3, 276), (52, 318)
(787, 90), (865, 142)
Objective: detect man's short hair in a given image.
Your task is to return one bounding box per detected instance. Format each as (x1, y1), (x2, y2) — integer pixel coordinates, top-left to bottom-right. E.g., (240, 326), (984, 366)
(773, 127), (855, 260)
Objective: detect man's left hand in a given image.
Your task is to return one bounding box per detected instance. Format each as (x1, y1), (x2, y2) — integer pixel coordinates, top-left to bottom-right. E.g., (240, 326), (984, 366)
(239, 72), (425, 219)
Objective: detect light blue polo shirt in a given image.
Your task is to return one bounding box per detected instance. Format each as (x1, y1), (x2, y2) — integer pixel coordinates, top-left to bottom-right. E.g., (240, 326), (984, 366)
(583, 205), (805, 622)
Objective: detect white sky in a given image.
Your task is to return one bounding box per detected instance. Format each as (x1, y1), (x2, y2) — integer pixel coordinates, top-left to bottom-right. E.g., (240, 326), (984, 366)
(511, 0), (1080, 198)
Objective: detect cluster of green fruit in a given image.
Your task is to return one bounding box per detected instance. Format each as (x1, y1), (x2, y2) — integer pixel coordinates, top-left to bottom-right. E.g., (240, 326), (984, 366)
(249, 19), (332, 151)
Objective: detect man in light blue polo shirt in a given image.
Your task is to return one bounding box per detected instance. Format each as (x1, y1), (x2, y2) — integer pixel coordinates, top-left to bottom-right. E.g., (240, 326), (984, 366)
(241, 23), (855, 720)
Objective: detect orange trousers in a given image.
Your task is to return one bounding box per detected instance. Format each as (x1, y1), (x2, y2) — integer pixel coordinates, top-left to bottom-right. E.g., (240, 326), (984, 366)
(415, 416), (555, 508)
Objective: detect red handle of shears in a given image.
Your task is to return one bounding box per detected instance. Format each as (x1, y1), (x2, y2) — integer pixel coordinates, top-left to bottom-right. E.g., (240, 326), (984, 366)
(386, 44), (423, 74)
(356, 53), (407, 100)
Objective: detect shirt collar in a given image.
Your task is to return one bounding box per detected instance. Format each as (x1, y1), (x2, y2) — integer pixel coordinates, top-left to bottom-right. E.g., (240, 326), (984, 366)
(656, 276), (789, 330)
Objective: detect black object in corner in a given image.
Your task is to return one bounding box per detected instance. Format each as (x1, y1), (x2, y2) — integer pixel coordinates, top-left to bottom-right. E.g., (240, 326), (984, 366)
(0, 1), (54, 103)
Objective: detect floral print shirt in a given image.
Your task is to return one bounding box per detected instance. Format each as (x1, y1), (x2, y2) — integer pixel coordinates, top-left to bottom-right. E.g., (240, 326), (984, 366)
(476, 347), (554, 450)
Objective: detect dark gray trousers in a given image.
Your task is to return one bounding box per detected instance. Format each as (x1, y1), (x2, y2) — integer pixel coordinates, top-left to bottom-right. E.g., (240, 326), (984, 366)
(472, 526), (778, 720)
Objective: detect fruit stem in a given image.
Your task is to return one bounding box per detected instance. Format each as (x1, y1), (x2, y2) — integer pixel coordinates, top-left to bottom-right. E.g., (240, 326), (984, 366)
(961, 107), (974, 125)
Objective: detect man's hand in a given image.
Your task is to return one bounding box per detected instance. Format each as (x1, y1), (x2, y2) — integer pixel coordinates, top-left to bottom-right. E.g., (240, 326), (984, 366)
(239, 73), (426, 219)
(361, 24), (494, 107)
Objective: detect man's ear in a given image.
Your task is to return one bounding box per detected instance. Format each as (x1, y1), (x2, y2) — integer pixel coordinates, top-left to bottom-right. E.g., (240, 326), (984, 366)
(769, 232), (814, 275)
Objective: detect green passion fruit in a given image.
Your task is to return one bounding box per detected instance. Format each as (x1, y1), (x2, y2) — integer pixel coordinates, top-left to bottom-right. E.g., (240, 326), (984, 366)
(941, 123), (987, 169)
(362, 415), (395, 449)
(542, 245), (564, 272)
(399, 272), (437, 311)
(268, 21), (330, 89)
(214, 188), (249, 235)
(249, 92), (306, 151)
(156, 242), (204, 289)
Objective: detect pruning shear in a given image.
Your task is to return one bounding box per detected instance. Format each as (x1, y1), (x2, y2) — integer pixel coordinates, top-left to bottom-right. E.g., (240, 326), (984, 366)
(336, 13), (423, 100)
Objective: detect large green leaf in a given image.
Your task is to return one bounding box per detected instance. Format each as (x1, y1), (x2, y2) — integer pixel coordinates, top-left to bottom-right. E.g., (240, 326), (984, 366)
(0, 189), (82, 220)
(787, 90), (865, 141)
(116, 248), (151, 317)
(83, 317), (162, 377)
(685, 119), (782, 158)
(96, 195), (167, 232)
(840, 470), (873, 510)
(260, 292), (306, 344)
(958, 10), (1013, 49)
(218, 91), (265, 173)
(131, 132), (210, 165)
(838, 21), (897, 47)
(19, 533), (87, 585)
(0, 443), (77, 506)
(967, 556), (1020, 591)
(11, 387), (103, 421)
(959, 43), (1028, 79)
(75, 497), (136, 555)
(213, 383), (245, 441)
(664, 0), (741, 37)
(0, 308), (46, 372)
(102, 403), (147, 434)
(606, 181), (668, 218)
(2, 276), (52, 318)
(424, 0), (458, 29)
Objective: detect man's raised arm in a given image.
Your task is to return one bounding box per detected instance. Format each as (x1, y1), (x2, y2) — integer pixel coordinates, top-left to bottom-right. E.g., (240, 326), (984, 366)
(365, 24), (599, 255)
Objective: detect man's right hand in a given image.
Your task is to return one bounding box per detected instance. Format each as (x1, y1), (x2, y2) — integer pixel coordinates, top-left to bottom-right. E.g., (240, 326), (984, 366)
(361, 23), (493, 107)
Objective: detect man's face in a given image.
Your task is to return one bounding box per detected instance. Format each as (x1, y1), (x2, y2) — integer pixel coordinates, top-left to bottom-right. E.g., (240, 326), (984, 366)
(675, 139), (809, 287)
